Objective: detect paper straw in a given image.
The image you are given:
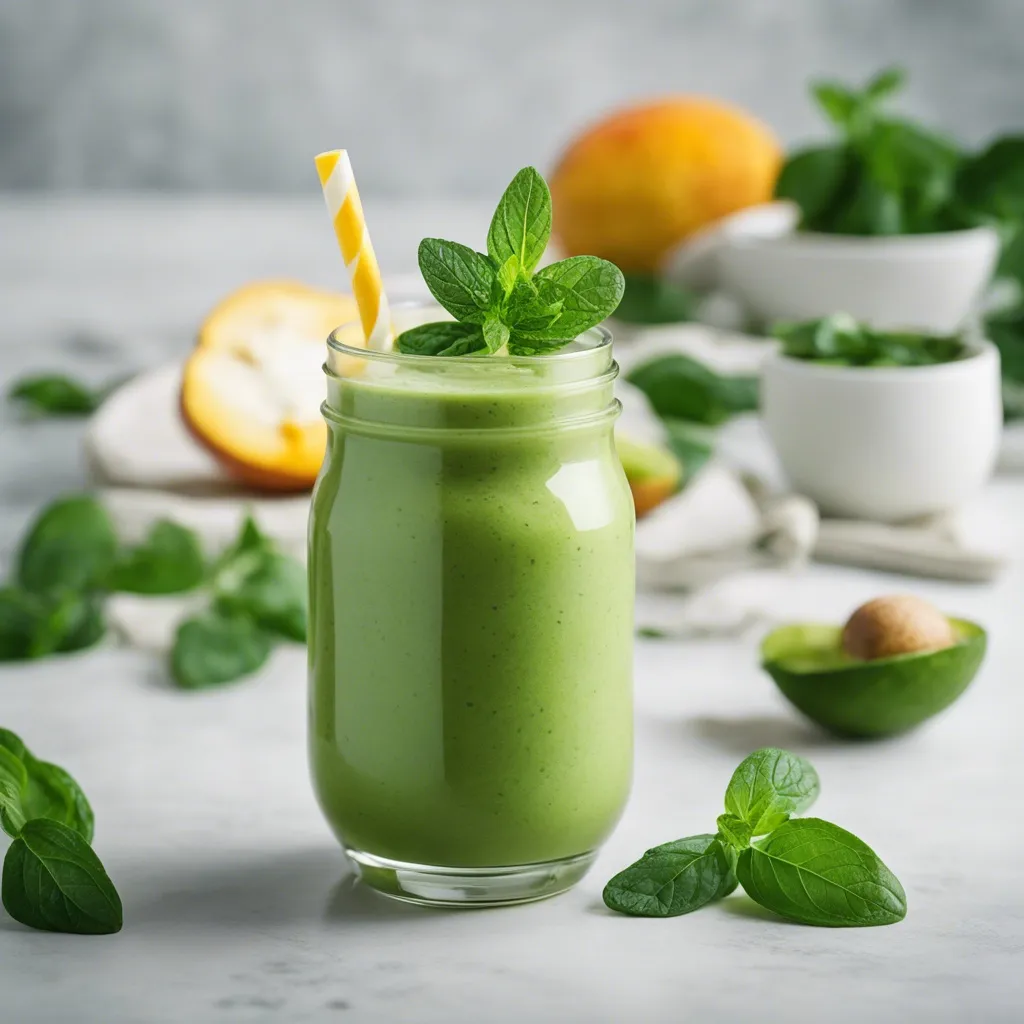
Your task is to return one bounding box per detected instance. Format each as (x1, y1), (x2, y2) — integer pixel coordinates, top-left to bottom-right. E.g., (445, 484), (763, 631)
(315, 149), (393, 350)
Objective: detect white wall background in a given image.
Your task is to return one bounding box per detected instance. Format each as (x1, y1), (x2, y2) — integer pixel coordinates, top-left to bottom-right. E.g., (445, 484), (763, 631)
(1, 0), (1022, 196)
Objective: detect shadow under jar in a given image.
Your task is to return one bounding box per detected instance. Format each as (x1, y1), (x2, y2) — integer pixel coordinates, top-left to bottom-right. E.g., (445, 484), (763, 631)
(308, 303), (635, 907)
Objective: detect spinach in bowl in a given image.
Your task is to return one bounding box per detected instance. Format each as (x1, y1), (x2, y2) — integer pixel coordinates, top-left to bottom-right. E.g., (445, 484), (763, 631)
(772, 313), (968, 367)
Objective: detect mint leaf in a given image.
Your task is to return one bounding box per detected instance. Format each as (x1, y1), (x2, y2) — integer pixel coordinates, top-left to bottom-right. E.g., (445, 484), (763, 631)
(724, 748), (820, 836)
(482, 315), (510, 354)
(16, 495), (118, 596)
(512, 256), (625, 342)
(396, 321), (485, 357)
(106, 519), (205, 595)
(737, 818), (906, 927)
(8, 375), (106, 416)
(171, 612), (273, 689)
(603, 834), (736, 917)
(2, 818), (122, 935)
(417, 238), (496, 325)
(716, 813), (753, 850)
(865, 66), (906, 101)
(486, 167), (552, 275)
(496, 255), (520, 295)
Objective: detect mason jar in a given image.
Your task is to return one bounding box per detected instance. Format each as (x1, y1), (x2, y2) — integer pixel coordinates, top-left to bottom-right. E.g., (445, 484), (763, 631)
(308, 302), (634, 906)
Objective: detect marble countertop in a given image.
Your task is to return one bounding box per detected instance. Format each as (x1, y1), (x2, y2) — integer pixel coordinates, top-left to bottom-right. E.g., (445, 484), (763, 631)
(0, 196), (1022, 1024)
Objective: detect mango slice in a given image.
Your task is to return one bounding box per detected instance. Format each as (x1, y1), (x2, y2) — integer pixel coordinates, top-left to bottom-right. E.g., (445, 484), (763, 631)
(182, 281), (359, 491)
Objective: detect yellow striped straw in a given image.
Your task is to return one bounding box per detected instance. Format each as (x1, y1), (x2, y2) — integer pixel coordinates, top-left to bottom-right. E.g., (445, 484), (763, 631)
(315, 149), (393, 350)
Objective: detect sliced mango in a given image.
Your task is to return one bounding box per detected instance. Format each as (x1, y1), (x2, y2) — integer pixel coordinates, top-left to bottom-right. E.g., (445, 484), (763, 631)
(182, 282), (359, 491)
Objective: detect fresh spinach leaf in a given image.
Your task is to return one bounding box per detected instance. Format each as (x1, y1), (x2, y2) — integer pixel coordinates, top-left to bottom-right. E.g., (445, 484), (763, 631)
(171, 612), (273, 690)
(775, 145), (851, 229)
(396, 321), (486, 357)
(215, 551), (307, 642)
(613, 274), (694, 324)
(417, 238), (497, 325)
(662, 419), (715, 481)
(0, 587), (105, 662)
(627, 354), (759, 426)
(957, 135), (1024, 224)
(106, 520), (205, 595)
(486, 166), (552, 275)
(737, 818), (906, 927)
(603, 834), (737, 917)
(723, 747), (820, 836)
(7, 374), (106, 416)
(2, 818), (122, 935)
(0, 746), (29, 837)
(16, 495), (118, 595)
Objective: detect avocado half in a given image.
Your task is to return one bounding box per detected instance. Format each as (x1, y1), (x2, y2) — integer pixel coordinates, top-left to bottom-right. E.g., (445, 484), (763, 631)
(761, 618), (986, 738)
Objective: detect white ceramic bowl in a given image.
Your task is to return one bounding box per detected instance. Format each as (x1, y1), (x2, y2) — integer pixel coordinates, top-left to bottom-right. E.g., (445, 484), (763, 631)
(761, 342), (1003, 521)
(718, 224), (1000, 333)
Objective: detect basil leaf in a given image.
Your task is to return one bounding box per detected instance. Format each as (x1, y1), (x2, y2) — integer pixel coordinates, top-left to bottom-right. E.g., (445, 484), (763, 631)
(604, 834), (736, 917)
(0, 746), (29, 837)
(216, 551), (307, 642)
(614, 274), (694, 324)
(716, 813), (753, 850)
(106, 520), (205, 595)
(737, 818), (907, 927)
(512, 256), (624, 342)
(482, 315), (510, 354)
(396, 321), (486, 357)
(0, 587), (104, 662)
(627, 354), (759, 426)
(417, 238), (496, 325)
(486, 166), (552, 275)
(723, 747), (820, 836)
(8, 374), (105, 416)
(171, 612), (273, 689)
(16, 495), (118, 595)
(2, 818), (122, 935)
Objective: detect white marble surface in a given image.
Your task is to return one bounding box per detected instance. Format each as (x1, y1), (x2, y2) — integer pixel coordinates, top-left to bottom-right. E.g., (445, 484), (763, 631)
(1, 197), (1023, 1024)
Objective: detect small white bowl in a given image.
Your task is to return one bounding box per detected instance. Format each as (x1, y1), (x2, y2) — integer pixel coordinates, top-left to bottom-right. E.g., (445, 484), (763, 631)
(761, 342), (1003, 521)
(718, 223), (1000, 333)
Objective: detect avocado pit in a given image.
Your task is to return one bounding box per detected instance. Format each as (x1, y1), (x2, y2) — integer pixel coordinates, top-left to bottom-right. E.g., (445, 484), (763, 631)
(841, 594), (956, 661)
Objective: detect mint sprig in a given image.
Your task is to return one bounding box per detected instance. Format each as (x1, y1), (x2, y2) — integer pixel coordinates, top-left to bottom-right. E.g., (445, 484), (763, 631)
(398, 167), (624, 356)
(603, 747), (906, 927)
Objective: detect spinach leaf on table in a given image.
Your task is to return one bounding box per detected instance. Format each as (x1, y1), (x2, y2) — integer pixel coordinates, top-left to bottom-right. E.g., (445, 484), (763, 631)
(2, 818), (122, 935)
(0, 587), (105, 662)
(15, 495), (118, 595)
(737, 818), (907, 927)
(106, 519), (206, 595)
(215, 551), (307, 642)
(171, 611), (274, 690)
(603, 834), (737, 917)
(614, 274), (695, 324)
(7, 374), (110, 416)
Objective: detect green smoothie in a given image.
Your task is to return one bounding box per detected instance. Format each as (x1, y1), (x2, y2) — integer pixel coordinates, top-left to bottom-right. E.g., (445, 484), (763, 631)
(308, 332), (634, 870)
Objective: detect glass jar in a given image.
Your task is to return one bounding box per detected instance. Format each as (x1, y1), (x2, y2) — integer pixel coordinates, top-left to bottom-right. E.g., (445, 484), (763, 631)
(308, 302), (634, 906)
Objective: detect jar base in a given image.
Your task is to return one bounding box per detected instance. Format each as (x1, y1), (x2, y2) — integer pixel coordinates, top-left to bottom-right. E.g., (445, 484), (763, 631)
(345, 847), (597, 908)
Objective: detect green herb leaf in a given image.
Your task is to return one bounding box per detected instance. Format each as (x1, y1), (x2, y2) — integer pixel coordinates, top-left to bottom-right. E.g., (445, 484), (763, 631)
(2, 818), (122, 935)
(614, 274), (694, 324)
(16, 495), (118, 595)
(486, 166), (552, 275)
(511, 256), (625, 342)
(216, 551), (307, 642)
(716, 813), (753, 850)
(171, 612), (273, 690)
(723, 747), (820, 836)
(496, 255), (520, 295)
(865, 67), (906, 101)
(662, 419), (716, 481)
(0, 587), (105, 662)
(603, 834), (737, 917)
(736, 818), (907, 927)
(957, 135), (1024, 224)
(7, 375), (106, 416)
(0, 730), (95, 842)
(627, 354), (759, 426)
(482, 315), (510, 354)
(417, 238), (497, 325)
(106, 520), (205, 595)
(0, 746), (29, 837)
(396, 321), (486, 357)
(812, 82), (862, 132)
(775, 145), (851, 228)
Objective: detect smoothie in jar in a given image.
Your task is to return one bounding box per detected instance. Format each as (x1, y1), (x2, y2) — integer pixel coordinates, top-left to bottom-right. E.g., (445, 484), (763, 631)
(308, 164), (634, 905)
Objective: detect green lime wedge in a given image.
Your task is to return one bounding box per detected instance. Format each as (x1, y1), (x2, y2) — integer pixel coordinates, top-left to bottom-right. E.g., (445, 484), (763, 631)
(762, 618), (986, 738)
